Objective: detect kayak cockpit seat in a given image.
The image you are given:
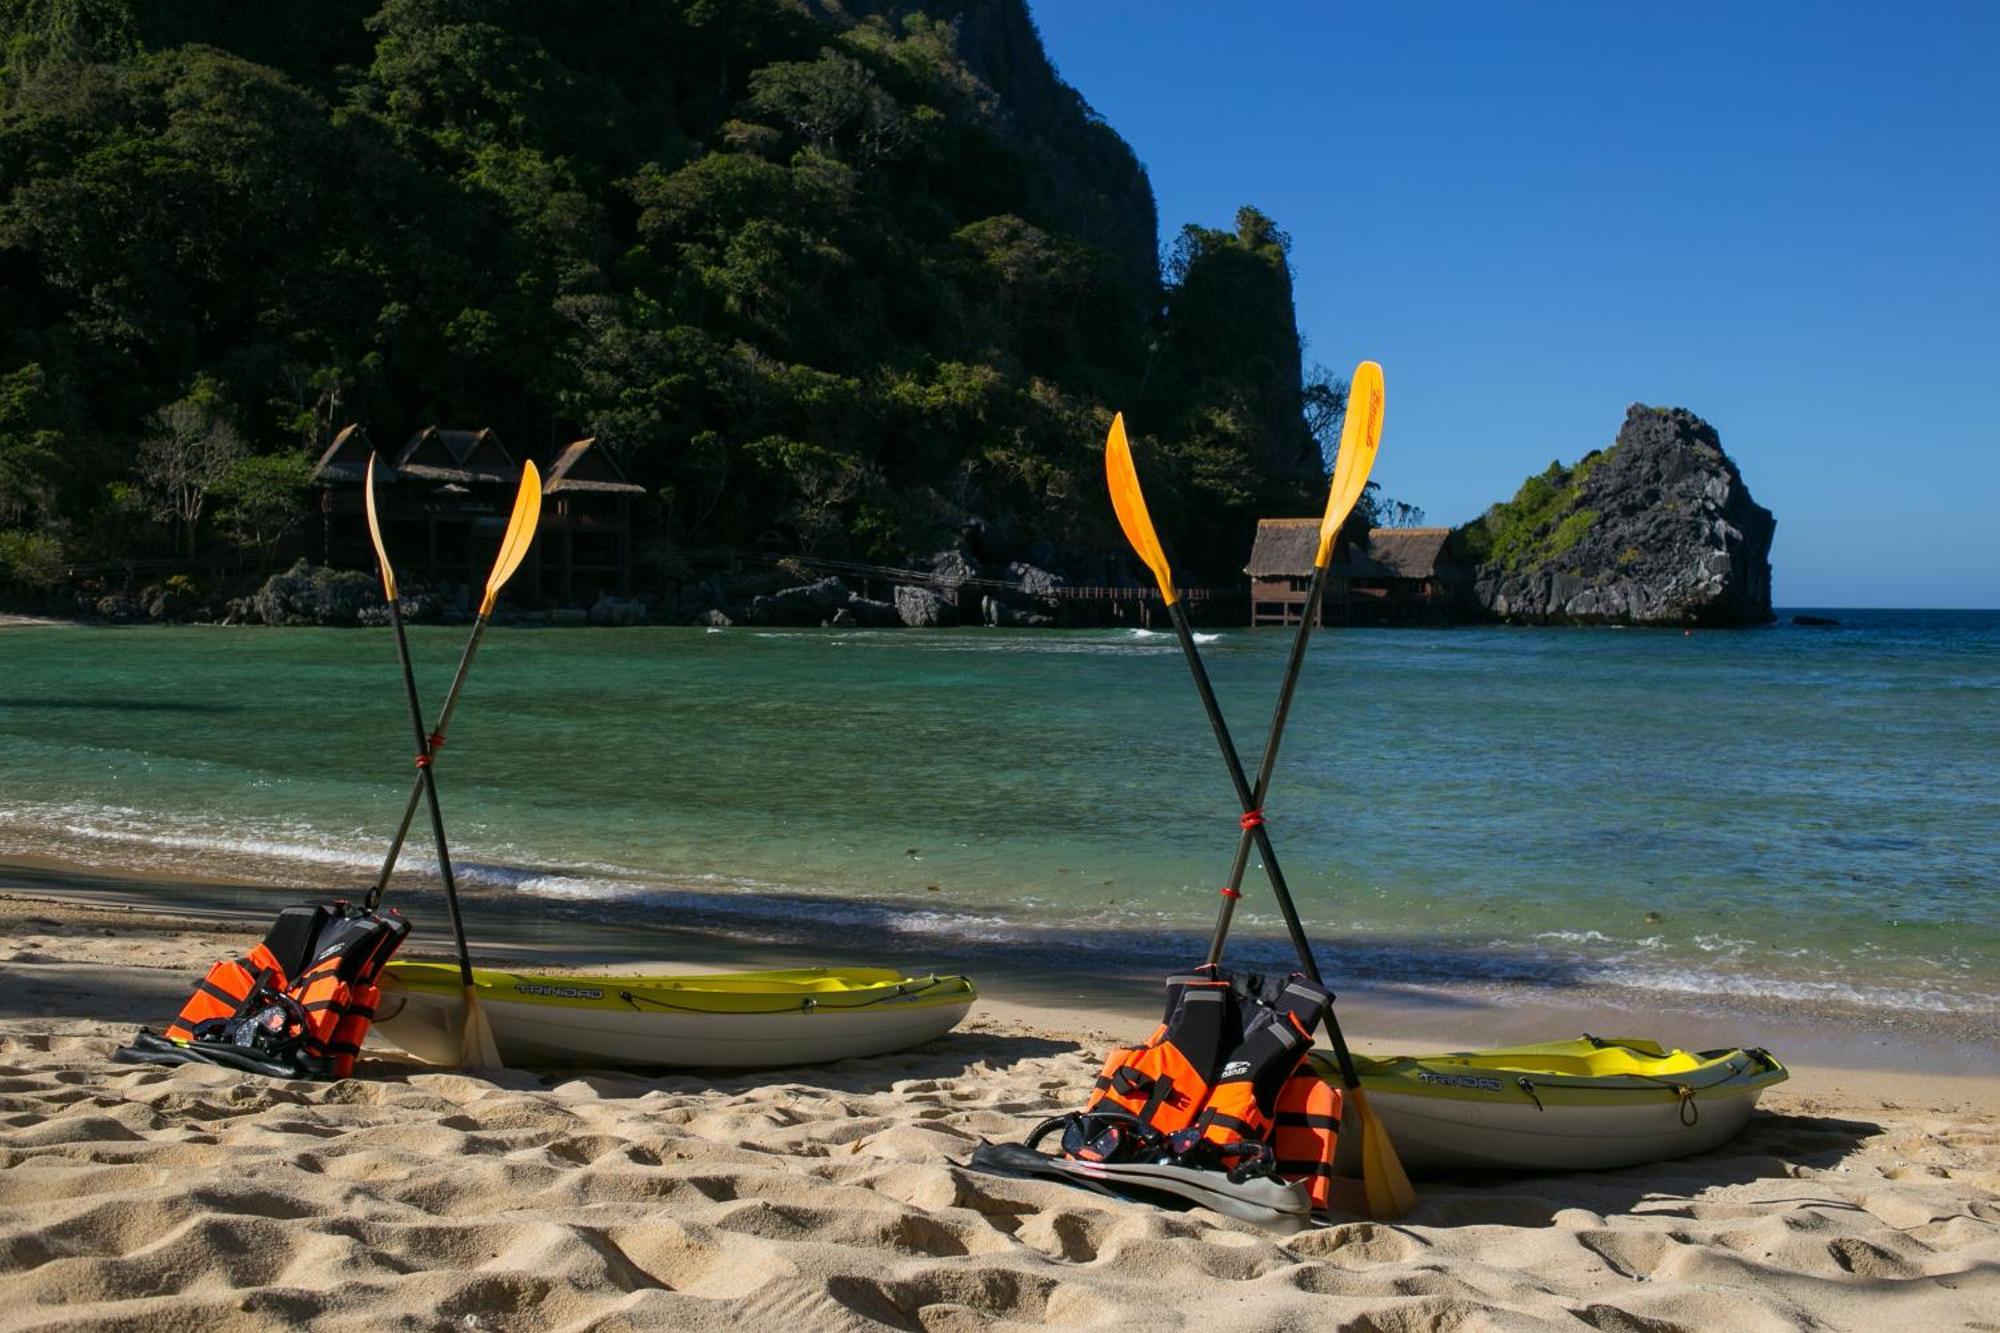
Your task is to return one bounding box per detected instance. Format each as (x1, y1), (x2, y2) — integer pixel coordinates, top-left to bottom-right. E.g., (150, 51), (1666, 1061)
(372, 961), (977, 1069)
(1350, 1037), (1753, 1087)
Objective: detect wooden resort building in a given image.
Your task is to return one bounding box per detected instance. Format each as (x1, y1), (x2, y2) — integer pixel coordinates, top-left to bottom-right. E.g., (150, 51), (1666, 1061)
(1245, 519), (1462, 625)
(311, 426), (645, 606)
(534, 436), (646, 604)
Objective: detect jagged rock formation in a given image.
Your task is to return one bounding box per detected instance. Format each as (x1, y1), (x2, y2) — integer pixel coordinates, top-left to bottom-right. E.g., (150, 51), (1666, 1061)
(236, 561), (384, 627)
(893, 585), (957, 627)
(746, 577), (852, 627)
(1462, 405), (1775, 627)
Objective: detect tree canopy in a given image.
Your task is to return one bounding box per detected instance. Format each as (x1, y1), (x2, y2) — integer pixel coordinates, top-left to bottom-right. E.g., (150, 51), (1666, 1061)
(0, 0), (1333, 593)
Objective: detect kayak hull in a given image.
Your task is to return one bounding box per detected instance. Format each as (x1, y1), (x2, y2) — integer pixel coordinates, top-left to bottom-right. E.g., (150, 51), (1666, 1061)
(1326, 1037), (1788, 1174)
(374, 962), (977, 1069)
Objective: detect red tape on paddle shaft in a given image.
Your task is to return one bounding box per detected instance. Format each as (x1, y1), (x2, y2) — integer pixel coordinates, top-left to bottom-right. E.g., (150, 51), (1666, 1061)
(1221, 812), (1263, 896)
(414, 753), (432, 769)
(428, 732), (446, 752)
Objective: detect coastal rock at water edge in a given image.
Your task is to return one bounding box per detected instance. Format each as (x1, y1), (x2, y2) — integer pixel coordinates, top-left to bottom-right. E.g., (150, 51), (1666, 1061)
(588, 593), (647, 626)
(94, 593), (139, 623)
(1472, 404), (1775, 627)
(926, 549), (982, 590)
(694, 608), (732, 627)
(357, 588), (459, 626)
(845, 595), (902, 627)
(747, 576), (849, 626)
(983, 595), (1054, 628)
(141, 581), (199, 622)
(1004, 561), (1065, 597)
(250, 560), (382, 626)
(894, 585), (958, 627)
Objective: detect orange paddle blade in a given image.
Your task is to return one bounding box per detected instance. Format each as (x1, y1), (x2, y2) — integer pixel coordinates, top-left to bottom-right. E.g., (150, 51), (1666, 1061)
(479, 462), (543, 617)
(363, 454), (397, 602)
(1104, 413), (1177, 606)
(1315, 360), (1386, 568)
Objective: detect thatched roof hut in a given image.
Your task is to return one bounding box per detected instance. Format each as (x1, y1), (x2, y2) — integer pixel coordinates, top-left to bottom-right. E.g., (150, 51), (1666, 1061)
(1331, 527), (1453, 580)
(1245, 520), (1453, 580)
(309, 426), (644, 607)
(538, 438), (644, 605)
(392, 426), (515, 484)
(1243, 517), (1321, 578)
(311, 424), (384, 486)
(1246, 520), (1462, 625)
(544, 437), (645, 496)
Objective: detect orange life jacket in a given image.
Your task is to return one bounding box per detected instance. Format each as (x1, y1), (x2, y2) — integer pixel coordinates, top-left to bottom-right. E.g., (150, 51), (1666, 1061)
(163, 943), (288, 1044)
(163, 902), (407, 1079)
(1195, 975), (1328, 1150)
(324, 982), (381, 1078)
(1079, 968), (1342, 1201)
(1086, 972), (1231, 1134)
(1271, 1065), (1343, 1209)
(286, 908), (409, 1078)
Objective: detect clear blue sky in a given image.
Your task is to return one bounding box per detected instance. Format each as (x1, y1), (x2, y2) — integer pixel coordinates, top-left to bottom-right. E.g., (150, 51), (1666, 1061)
(1029, 3), (1998, 608)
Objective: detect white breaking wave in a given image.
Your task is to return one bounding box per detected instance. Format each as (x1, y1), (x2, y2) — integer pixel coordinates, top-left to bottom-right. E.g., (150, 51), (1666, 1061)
(2, 798), (379, 875)
(1591, 965), (1979, 1015)
(1, 796), (1986, 1016)
(1126, 628), (1222, 645)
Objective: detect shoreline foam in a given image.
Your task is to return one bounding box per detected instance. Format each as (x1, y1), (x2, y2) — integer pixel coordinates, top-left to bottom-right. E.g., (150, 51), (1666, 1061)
(4, 853), (1997, 1080)
(1, 832), (1992, 1043)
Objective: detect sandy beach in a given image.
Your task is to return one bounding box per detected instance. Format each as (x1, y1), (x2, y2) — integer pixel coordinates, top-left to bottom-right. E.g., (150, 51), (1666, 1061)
(2, 871), (1995, 1332)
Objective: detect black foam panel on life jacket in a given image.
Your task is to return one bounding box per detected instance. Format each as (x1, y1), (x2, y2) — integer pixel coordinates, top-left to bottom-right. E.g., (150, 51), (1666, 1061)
(1162, 978), (1231, 1076)
(304, 912), (397, 979)
(261, 903), (334, 982)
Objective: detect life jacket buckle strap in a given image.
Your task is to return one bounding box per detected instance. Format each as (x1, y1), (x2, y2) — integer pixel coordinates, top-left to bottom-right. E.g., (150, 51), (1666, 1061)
(1111, 1066), (1154, 1097)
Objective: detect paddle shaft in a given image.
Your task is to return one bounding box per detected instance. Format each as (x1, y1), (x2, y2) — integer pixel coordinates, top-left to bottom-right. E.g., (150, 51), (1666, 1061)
(1165, 601), (1320, 977)
(1163, 599), (1368, 1093)
(381, 591), (477, 990)
(1205, 559), (1335, 965)
(364, 615), (490, 911)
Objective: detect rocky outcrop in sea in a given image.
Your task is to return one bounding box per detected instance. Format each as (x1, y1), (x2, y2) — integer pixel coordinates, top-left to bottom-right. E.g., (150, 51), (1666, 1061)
(1466, 405), (1775, 627)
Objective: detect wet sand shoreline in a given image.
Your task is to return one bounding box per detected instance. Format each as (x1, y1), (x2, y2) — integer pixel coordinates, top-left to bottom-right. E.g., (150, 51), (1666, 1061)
(3, 852), (1995, 1105)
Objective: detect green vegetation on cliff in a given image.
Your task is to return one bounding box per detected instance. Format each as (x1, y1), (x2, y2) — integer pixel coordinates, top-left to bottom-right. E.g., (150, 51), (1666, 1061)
(1457, 449), (1610, 571)
(0, 0), (1328, 594)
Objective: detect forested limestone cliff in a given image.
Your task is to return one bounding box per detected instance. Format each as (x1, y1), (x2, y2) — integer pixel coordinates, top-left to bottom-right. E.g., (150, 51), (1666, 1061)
(0, 0), (1328, 603)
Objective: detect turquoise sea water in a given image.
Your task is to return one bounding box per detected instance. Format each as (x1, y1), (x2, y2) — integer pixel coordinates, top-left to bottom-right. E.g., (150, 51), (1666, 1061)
(0, 612), (1994, 1016)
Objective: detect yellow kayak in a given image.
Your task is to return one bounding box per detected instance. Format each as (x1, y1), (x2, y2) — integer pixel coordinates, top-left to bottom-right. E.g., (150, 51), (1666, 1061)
(374, 962), (977, 1069)
(1326, 1036), (1788, 1173)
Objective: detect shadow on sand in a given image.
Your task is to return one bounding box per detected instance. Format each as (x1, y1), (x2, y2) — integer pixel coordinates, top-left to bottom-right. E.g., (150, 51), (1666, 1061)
(1325, 1107), (1884, 1229)
(341, 1027), (1085, 1098)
